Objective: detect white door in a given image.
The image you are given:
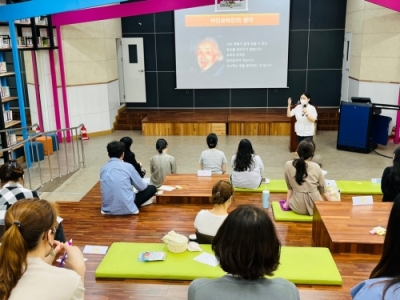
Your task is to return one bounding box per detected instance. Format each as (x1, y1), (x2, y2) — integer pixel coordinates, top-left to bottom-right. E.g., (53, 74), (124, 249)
(341, 33), (352, 101)
(121, 38), (146, 103)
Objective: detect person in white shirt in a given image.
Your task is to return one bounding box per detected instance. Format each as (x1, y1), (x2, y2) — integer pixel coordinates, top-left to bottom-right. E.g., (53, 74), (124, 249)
(194, 180), (233, 237)
(287, 92), (317, 144)
(231, 139), (264, 189)
(199, 133), (227, 174)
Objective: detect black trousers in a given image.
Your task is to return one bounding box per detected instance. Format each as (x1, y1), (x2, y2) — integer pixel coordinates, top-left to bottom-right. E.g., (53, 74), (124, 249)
(134, 185), (157, 207)
(296, 135), (313, 145)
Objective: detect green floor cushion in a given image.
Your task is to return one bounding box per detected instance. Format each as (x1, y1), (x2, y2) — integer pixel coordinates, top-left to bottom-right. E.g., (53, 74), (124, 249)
(95, 243), (342, 285)
(271, 201), (313, 222)
(337, 180), (382, 195)
(234, 180), (288, 193)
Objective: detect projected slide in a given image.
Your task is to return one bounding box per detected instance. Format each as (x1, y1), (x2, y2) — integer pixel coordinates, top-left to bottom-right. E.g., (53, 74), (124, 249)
(174, 0), (290, 89)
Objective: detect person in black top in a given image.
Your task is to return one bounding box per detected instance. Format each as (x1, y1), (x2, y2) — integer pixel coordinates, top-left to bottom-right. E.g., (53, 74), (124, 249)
(120, 137), (145, 178)
(381, 147), (400, 202)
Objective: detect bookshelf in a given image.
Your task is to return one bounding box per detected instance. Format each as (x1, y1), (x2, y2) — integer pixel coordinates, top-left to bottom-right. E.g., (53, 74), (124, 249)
(0, 15), (56, 162)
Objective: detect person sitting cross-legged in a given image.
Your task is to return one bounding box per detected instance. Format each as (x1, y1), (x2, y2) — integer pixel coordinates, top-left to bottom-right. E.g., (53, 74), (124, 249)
(100, 141), (157, 215)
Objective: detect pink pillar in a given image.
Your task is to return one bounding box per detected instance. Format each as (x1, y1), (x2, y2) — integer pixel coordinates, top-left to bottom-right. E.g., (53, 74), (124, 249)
(395, 87), (400, 144)
(56, 25), (71, 142)
(31, 51), (44, 130)
(49, 50), (63, 142)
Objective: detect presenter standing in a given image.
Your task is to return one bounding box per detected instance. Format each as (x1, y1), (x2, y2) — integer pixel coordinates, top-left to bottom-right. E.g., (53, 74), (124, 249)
(287, 92), (317, 144)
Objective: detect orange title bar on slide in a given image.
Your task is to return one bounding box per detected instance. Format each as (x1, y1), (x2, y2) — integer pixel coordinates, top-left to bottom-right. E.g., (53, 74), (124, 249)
(185, 14), (279, 27)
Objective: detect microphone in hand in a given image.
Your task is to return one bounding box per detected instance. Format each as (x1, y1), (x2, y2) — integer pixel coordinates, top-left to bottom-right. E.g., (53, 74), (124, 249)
(302, 104), (307, 116)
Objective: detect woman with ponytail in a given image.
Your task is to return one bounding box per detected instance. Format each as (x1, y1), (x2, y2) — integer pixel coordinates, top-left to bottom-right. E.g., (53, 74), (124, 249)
(281, 140), (331, 215)
(0, 198), (85, 300)
(150, 138), (177, 187)
(199, 133), (227, 174)
(194, 180), (233, 237)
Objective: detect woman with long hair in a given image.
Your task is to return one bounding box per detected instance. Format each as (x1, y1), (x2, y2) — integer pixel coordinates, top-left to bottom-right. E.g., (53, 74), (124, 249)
(351, 195), (400, 299)
(0, 198), (85, 300)
(150, 138), (177, 187)
(120, 136), (146, 178)
(231, 139), (264, 189)
(188, 205), (299, 300)
(0, 160), (65, 242)
(381, 147), (400, 202)
(194, 180), (233, 237)
(281, 140), (331, 215)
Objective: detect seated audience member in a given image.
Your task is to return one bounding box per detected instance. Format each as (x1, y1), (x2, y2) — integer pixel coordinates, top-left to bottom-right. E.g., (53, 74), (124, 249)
(351, 195), (400, 299)
(231, 139), (264, 189)
(194, 180), (233, 237)
(381, 147), (400, 202)
(0, 198), (86, 300)
(120, 136), (146, 178)
(100, 141), (157, 215)
(188, 205), (300, 300)
(0, 161), (65, 242)
(199, 133), (227, 174)
(281, 140), (331, 215)
(150, 138), (177, 187)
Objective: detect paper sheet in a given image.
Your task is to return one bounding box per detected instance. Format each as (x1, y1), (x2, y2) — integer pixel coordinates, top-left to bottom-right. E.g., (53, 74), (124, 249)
(352, 196), (373, 206)
(0, 210), (5, 220)
(158, 185), (176, 191)
(57, 216), (63, 223)
(325, 180), (337, 187)
(371, 178), (381, 184)
(193, 252), (219, 267)
(56, 257), (88, 264)
(83, 245), (109, 254)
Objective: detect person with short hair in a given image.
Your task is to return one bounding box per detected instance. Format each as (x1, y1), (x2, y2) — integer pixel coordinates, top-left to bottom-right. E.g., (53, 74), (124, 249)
(194, 180), (233, 237)
(231, 139), (264, 189)
(0, 160), (66, 242)
(287, 92), (317, 145)
(120, 136), (145, 178)
(100, 141), (157, 215)
(0, 198), (86, 300)
(381, 146), (400, 202)
(281, 140), (331, 215)
(351, 195), (400, 299)
(188, 205), (300, 300)
(199, 133), (227, 174)
(150, 139), (177, 187)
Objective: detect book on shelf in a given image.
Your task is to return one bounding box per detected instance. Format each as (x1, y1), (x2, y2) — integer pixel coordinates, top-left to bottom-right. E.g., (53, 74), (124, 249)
(0, 35), (10, 49)
(1, 86), (10, 98)
(3, 111), (13, 122)
(6, 132), (17, 146)
(15, 19), (31, 24)
(0, 62), (6, 73)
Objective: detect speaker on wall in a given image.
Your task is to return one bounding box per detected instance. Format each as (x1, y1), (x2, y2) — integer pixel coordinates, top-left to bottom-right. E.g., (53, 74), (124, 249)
(337, 101), (373, 154)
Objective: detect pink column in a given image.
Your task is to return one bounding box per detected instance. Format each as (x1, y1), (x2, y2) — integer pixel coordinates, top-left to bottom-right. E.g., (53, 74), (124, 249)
(395, 87), (400, 144)
(49, 50), (63, 142)
(31, 51), (44, 130)
(56, 25), (71, 142)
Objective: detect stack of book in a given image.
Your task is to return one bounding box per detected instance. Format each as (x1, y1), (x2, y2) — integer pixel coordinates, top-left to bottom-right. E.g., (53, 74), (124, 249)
(0, 35), (10, 49)
(0, 61), (6, 73)
(2, 105), (13, 122)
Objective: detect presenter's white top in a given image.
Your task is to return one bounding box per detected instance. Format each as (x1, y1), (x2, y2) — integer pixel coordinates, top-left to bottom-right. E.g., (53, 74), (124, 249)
(194, 210), (228, 236)
(290, 104), (317, 137)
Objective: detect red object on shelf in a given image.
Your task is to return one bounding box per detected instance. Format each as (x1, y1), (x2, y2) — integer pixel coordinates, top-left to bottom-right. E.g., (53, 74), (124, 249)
(81, 125), (89, 140)
(35, 125), (41, 133)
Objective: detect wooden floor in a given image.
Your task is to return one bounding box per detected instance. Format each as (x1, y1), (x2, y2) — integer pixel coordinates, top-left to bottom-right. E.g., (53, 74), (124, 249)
(57, 182), (381, 300)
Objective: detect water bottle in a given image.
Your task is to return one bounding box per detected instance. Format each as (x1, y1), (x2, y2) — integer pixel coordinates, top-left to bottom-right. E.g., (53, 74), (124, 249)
(262, 190), (270, 208)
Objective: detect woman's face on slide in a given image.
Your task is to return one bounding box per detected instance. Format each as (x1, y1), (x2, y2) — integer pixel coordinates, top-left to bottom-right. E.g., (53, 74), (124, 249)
(196, 41), (218, 71)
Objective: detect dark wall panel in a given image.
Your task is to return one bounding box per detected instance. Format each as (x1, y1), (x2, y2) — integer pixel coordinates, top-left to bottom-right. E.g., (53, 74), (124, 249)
(268, 71), (307, 107)
(308, 30), (345, 69)
(195, 89), (230, 108)
(307, 70), (342, 107)
(231, 89), (267, 107)
(158, 72), (193, 107)
(121, 0), (346, 108)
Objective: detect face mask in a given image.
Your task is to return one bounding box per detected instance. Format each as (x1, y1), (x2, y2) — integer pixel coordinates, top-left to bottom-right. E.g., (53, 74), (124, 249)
(300, 99), (307, 105)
